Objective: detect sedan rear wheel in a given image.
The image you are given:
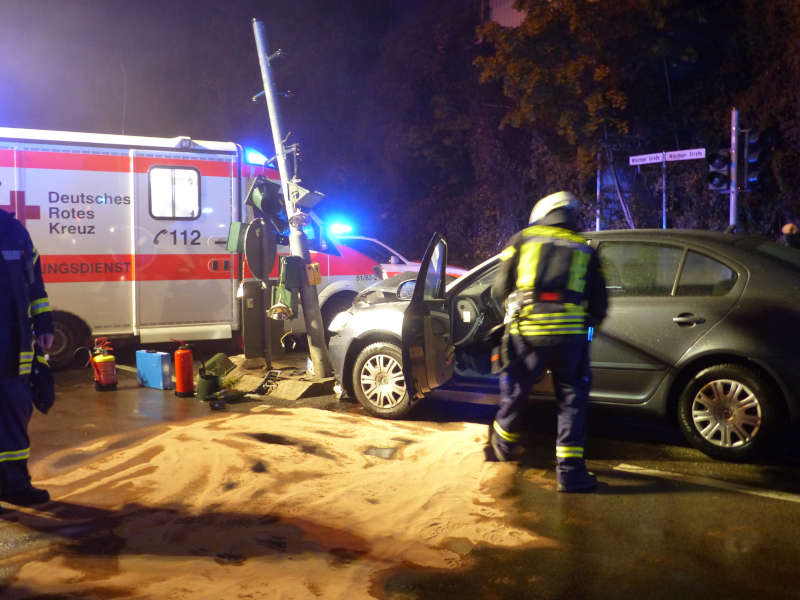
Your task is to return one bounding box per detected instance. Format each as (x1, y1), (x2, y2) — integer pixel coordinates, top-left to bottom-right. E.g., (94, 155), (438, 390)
(352, 342), (411, 418)
(677, 364), (781, 461)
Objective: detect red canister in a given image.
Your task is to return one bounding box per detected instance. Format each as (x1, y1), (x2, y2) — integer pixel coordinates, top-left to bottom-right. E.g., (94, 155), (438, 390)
(172, 340), (194, 397)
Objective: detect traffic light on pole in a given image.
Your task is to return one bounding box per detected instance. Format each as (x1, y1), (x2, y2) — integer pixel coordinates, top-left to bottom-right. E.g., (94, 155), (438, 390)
(707, 149), (731, 192)
(743, 130), (770, 190)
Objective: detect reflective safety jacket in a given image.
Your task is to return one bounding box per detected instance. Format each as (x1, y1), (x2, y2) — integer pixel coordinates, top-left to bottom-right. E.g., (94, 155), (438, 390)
(492, 223), (607, 345)
(0, 210), (53, 378)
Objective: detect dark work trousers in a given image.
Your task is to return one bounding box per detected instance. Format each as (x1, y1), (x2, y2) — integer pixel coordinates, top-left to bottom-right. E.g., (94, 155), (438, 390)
(495, 333), (591, 482)
(0, 376), (33, 464)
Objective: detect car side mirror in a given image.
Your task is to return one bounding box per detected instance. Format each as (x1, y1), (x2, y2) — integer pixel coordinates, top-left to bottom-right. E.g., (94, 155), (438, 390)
(398, 280), (416, 300)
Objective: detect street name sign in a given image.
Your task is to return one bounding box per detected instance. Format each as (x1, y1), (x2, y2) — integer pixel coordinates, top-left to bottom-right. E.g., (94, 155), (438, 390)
(629, 147), (706, 166)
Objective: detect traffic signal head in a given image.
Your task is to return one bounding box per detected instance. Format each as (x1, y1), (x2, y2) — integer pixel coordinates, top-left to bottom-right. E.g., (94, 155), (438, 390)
(708, 149), (730, 192)
(246, 176), (289, 234)
(744, 130), (771, 190)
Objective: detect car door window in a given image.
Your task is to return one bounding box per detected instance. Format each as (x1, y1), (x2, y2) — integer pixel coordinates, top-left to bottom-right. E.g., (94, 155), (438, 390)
(423, 242), (446, 299)
(676, 251), (737, 296)
(598, 242), (682, 297)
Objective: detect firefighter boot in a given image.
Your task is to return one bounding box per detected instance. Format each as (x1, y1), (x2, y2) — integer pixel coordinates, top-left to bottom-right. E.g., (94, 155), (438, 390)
(0, 460), (50, 506)
(487, 424), (521, 462)
(556, 461), (598, 493)
(557, 456), (598, 493)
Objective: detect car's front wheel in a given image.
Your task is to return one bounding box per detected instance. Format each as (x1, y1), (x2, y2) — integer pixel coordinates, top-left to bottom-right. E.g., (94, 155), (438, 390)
(677, 364), (782, 461)
(352, 342), (411, 418)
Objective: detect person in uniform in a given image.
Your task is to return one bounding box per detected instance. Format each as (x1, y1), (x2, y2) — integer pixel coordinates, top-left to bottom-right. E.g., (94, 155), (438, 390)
(489, 191), (608, 493)
(0, 208), (54, 506)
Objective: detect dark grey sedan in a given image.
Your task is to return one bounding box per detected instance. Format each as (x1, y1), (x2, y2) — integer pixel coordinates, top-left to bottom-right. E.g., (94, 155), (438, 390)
(327, 230), (800, 462)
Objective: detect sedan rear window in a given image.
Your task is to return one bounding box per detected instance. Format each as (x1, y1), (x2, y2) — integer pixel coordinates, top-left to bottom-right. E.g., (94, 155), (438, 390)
(675, 251), (737, 296)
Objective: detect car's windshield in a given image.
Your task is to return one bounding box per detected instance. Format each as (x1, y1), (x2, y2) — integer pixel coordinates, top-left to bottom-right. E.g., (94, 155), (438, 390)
(446, 255), (500, 295)
(338, 237), (404, 264)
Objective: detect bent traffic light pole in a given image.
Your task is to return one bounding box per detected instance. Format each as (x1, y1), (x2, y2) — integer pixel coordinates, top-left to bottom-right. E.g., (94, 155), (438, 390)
(252, 18), (332, 379)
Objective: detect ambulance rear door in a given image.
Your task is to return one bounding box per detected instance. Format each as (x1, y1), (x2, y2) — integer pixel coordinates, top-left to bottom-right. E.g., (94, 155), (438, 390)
(131, 150), (238, 343)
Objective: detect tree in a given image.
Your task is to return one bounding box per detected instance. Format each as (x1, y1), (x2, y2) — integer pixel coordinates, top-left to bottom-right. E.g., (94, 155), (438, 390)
(473, 0), (780, 232)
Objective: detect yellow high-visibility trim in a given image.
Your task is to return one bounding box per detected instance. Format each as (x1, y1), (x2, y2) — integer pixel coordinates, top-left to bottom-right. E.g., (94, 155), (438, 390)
(568, 249), (590, 293)
(493, 421), (520, 442)
(516, 240), (542, 289)
(511, 325), (587, 336)
(556, 446), (584, 458)
(499, 246), (516, 261)
(518, 316), (579, 322)
(522, 225), (588, 245)
(30, 297), (51, 315)
(0, 448), (30, 462)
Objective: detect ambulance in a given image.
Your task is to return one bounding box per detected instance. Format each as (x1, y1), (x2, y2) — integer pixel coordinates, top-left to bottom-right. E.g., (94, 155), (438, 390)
(0, 126), (409, 368)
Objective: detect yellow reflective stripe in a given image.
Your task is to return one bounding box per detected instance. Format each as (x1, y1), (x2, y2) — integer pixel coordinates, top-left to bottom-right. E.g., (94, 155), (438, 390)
(517, 325), (586, 334)
(499, 246), (516, 261)
(568, 248), (590, 293)
(516, 240), (542, 289)
(19, 350), (34, 375)
(493, 420), (520, 442)
(522, 303), (586, 313)
(556, 446), (584, 458)
(522, 225), (587, 244)
(30, 297), (52, 315)
(513, 304), (588, 336)
(522, 315), (586, 324)
(517, 325), (587, 334)
(0, 448), (31, 462)
(36, 354), (49, 365)
(512, 325), (587, 336)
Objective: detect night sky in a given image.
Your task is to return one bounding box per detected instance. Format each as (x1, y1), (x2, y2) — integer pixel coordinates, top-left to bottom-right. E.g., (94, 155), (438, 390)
(0, 0), (400, 234)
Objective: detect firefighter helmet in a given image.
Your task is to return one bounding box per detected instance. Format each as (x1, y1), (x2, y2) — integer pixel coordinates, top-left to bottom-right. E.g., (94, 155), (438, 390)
(529, 191), (580, 225)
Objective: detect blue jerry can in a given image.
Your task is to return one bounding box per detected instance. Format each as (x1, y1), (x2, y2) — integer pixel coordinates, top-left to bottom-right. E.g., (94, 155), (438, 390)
(136, 350), (174, 390)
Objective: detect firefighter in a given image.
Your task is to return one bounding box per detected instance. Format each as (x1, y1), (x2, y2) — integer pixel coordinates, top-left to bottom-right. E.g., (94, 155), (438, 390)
(488, 191), (608, 493)
(0, 209), (54, 506)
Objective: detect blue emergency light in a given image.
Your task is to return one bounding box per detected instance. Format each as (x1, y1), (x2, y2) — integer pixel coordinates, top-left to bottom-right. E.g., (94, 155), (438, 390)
(244, 148), (268, 166)
(328, 222), (353, 236)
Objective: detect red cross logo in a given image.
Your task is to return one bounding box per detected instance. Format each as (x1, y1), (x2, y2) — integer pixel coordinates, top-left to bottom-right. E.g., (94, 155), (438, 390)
(0, 191), (40, 226)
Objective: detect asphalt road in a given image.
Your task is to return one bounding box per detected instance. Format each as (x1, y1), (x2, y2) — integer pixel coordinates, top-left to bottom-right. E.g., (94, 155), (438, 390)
(4, 352), (800, 598)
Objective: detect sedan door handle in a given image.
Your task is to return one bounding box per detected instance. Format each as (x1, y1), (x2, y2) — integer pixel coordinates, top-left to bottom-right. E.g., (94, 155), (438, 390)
(673, 313), (706, 326)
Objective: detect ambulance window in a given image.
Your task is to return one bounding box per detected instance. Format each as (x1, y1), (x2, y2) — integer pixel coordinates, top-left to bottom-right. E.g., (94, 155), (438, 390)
(149, 167), (200, 220)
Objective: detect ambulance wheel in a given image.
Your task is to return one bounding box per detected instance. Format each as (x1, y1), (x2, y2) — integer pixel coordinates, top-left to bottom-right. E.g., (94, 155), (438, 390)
(352, 342), (411, 418)
(322, 293), (356, 341)
(49, 313), (90, 370)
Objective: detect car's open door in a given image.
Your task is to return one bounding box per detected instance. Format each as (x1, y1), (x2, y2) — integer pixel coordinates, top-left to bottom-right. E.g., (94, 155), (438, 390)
(401, 233), (454, 400)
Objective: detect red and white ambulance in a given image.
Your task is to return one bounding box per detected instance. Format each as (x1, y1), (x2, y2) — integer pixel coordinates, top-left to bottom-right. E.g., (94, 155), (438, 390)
(0, 126), (407, 367)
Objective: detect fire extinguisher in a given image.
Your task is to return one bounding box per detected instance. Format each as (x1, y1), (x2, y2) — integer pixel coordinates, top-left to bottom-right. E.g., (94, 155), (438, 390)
(90, 337), (117, 391)
(172, 339), (194, 397)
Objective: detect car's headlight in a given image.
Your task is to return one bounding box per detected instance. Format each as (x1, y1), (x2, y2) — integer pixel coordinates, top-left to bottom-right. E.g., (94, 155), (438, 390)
(328, 310), (353, 334)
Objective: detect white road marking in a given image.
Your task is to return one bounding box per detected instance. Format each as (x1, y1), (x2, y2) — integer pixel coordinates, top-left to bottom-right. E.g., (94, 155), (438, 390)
(614, 463), (800, 504)
(116, 365), (137, 373)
